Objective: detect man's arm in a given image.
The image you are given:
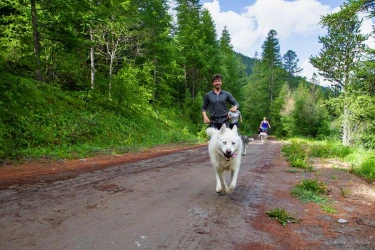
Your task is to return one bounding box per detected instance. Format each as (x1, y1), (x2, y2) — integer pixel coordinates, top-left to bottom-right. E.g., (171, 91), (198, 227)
(202, 94), (210, 124)
(202, 111), (210, 124)
(226, 92), (239, 112)
(229, 106), (238, 112)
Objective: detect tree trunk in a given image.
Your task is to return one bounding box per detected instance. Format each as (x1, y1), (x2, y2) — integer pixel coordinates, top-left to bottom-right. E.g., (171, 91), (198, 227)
(269, 61), (274, 120)
(90, 26), (95, 89)
(107, 37), (119, 98)
(109, 54), (113, 98)
(342, 104), (351, 146)
(153, 58), (157, 101)
(30, 0), (43, 82)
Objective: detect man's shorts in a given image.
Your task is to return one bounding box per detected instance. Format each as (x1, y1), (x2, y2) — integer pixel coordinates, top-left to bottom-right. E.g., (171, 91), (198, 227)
(229, 122), (239, 129)
(209, 121), (229, 130)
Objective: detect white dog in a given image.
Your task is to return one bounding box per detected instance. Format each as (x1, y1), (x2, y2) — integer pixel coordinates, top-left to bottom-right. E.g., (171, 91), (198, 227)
(260, 132), (268, 143)
(206, 124), (243, 194)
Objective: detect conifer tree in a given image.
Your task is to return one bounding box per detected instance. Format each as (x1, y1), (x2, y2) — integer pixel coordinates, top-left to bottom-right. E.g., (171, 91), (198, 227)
(175, 0), (204, 98)
(219, 26), (246, 100)
(260, 30), (285, 121)
(174, 0), (221, 100)
(310, 6), (368, 145)
(283, 50), (302, 89)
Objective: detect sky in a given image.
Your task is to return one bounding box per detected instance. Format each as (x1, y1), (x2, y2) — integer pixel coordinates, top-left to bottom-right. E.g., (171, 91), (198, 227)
(196, 0), (375, 87)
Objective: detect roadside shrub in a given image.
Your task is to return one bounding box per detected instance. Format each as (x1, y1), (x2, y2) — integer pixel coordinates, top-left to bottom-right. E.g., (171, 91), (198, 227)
(291, 178), (328, 204)
(352, 158), (375, 183)
(266, 207), (300, 226)
(320, 205), (337, 214)
(282, 142), (307, 161)
(328, 143), (352, 158)
(308, 141), (351, 158)
(309, 143), (330, 158)
(282, 141), (313, 170)
(295, 178), (327, 195)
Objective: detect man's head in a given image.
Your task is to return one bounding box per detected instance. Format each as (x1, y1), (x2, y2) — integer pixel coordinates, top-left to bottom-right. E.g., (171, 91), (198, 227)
(211, 74), (222, 83)
(211, 74), (222, 90)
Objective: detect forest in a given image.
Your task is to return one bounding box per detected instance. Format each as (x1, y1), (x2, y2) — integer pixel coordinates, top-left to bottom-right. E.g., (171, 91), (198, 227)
(0, 0), (374, 169)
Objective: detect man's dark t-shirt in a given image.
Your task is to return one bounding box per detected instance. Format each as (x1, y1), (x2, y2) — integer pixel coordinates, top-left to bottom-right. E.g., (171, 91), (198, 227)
(202, 90), (239, 124)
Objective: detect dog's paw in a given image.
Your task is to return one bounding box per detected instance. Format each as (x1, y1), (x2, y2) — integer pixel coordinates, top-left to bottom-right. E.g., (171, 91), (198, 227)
(242, 153), (246, 156)
(227, 186), (235, 193)
(216, 186), (228, 194)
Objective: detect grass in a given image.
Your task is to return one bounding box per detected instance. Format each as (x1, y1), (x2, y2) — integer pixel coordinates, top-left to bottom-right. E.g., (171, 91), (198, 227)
(290, 177), (339, 214)
(282, 141), (314, 171)
(1, 102), (202, 163)
(266, 207), (300, 226)
(351, 157), (375, 183)
(291, 178), (328, 204)
(0, 73), (204, 163)
(320, 205), (337, 214)
(282, 138), (375, 182)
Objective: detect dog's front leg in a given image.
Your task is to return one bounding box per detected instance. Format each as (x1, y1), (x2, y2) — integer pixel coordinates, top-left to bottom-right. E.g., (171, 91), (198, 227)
(227, 167), (240, 193)
(215, 170), (227, 194)
(242, 144), (247, 155)
(215, 172), (222, 193)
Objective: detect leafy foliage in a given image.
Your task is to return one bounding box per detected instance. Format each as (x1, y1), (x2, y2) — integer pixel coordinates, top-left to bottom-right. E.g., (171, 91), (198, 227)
(0, 72), (198, 160)
(309, 4), (371, 146)
(279, 84), (330, 138)
(266, 207), (300, 226)
(352, 157), (375, 183)
(282, 141), (312, 170)
(291, 178), (328, 204)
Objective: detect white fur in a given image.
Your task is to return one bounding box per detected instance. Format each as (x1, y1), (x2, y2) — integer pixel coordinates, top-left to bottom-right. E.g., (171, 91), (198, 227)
(260, 132), (268, 143)
(206, 124), (243, 194)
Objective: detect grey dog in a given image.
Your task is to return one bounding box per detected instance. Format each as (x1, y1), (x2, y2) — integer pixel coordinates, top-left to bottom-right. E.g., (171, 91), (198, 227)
(240, 134), (254, 155)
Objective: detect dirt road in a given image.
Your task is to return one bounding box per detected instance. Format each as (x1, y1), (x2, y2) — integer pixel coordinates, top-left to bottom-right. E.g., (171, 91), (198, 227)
(0, 139), (374, 250)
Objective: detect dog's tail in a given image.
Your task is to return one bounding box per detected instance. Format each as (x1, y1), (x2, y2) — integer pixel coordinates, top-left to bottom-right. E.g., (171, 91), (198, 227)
(249, 138), (254, 142)
(206, 127), (218, 137)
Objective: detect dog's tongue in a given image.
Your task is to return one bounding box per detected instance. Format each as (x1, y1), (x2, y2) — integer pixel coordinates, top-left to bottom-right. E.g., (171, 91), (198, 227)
(224, 153), (237, 161)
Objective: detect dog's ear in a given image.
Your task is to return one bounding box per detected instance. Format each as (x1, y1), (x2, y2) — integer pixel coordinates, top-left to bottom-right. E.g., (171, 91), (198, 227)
(232, 125), (237, 133)
(219, 123), (226, 134)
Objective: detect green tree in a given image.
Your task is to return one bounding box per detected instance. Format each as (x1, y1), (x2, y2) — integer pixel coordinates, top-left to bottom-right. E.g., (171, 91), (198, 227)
(309, 6), (368, 145)
(198, 8), (222, 93)
(260, 29), (286, 121)
(219, 26), (246, 101)
(283, 50), (302, 89)
(310, 73), (320, 85)
(271, 83), (288, 136)
(1, 0), (34, 76)
(135, 0), (183, 107)
(243, 60), (270, 132)
(281, 83), (329, 137)
(30, 0), (42, 81)
(175, 0), (204, 99)
(343, 0), (375, 148)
